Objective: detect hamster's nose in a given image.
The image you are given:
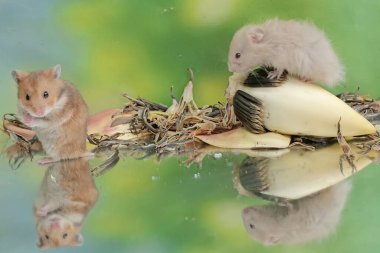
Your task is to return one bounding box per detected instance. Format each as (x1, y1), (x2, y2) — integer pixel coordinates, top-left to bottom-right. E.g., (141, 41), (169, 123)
(50, 221), (60, 230)
(34, 108), (45, 117)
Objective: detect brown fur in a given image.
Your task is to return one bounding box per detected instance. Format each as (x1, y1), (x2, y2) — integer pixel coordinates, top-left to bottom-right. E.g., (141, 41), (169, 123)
(12, 65), (88, 160)
(33, 158), (98, 249)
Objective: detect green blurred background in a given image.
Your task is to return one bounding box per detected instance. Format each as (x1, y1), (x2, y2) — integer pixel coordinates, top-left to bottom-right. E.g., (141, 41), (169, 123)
(1, 0), (380, 252)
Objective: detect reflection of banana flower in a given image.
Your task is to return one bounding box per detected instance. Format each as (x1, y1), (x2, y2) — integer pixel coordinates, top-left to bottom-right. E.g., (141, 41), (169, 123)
(234, 142), (378, 200)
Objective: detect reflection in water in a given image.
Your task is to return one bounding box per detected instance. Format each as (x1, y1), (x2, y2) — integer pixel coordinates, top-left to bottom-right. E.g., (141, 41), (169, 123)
(234, 142), (378, 246)
(235, 142), (376, 200)
(33, 158), (98, 249)
(3, 136), (379, 249)
(242, 181), (351, 245)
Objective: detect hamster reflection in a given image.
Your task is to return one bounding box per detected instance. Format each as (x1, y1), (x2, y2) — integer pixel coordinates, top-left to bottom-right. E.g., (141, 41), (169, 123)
(233, 142), (379, 246)
(33, 158), (98, 249)
(242, 181), (351, 245)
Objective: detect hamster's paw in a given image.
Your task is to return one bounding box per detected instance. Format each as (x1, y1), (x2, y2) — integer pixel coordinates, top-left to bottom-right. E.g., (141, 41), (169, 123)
(22, 114), (35, 126)
(267, 69), (284, 80)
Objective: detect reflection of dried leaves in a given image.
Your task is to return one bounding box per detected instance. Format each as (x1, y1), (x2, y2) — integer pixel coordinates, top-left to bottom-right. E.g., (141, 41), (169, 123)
(291, 136), (335, 150)
(5, 143), (32, 169)
(91, 150), (120, 177)
(355, 136), (380, 155)
(337, 118), (356, 174)
(288, 141), (316, 151)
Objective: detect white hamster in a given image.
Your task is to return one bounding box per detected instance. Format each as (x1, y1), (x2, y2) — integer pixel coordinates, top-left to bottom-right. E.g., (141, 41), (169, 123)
(228, 18), (344, 87)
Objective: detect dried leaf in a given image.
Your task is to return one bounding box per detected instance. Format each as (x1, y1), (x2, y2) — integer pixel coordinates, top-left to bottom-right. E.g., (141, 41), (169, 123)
(110, 114), (135, 127)
(337, 118), (357, 173)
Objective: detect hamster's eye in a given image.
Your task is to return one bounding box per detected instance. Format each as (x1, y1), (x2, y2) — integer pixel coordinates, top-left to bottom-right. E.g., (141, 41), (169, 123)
(62, 233), (68, 239)
(45, 235), (49, 240)
(249, 224), (255, 229)
(235, 53), (241, 59)
(43, 91), (49, 99)
(26, 94), (30, 101)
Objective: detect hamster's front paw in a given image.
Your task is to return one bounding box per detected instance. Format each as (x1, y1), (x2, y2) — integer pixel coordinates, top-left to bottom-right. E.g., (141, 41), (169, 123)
(22, 113), (34, 126)
(23, 114), (48, 128)
(267, 69), (284, 80)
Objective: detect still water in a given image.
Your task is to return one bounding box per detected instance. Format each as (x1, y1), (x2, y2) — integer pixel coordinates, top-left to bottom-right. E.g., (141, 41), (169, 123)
(1, 139), (380, 252)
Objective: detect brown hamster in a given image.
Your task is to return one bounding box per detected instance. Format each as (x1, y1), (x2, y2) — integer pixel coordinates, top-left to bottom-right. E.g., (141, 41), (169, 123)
(33, 158), (99, 249)
(12, 65), (89, 162)
(242, 181), (351, 245)
(228, 18), (344, 87)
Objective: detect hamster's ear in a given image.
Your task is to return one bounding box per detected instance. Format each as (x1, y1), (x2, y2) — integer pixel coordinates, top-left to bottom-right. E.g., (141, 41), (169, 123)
(11, 70), (29, 84)
(72, 233), (84, 246)
(51, 64), (61, 79)
(247, 28), (264, 43)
